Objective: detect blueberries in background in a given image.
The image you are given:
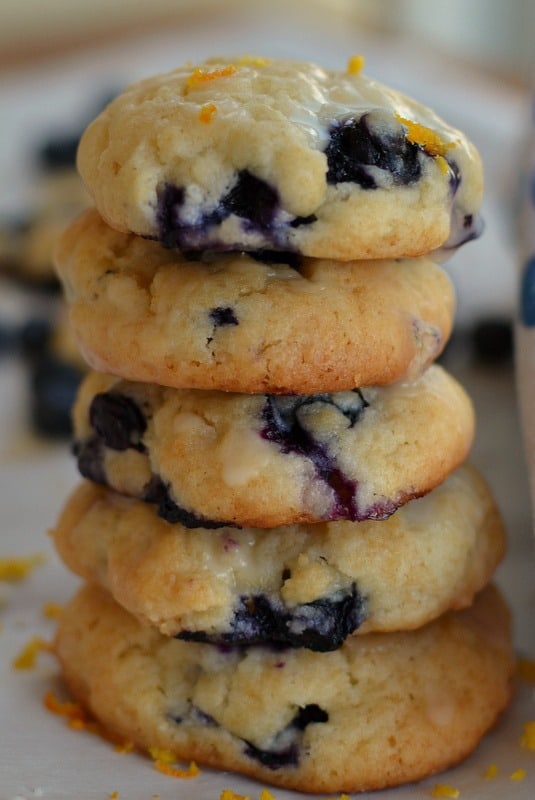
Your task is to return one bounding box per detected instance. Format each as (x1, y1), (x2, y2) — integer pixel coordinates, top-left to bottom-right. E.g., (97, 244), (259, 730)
(29, 355), (82, 438)
(471, 318), (513, 365)
(0, 316), (84, 438)
(35, 90), (119, 173)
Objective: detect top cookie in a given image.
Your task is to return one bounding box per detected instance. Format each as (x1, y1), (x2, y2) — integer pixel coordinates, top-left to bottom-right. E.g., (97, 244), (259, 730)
(77, 56), (483, 261)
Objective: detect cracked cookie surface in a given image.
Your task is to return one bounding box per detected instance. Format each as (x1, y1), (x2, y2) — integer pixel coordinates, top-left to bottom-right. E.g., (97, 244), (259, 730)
(51, 465), (505, 646)
(55, 583), (514, 794)
(76, 56), (483, 261)
(56, 209), (454, 393)
(72, 365), (474, 528)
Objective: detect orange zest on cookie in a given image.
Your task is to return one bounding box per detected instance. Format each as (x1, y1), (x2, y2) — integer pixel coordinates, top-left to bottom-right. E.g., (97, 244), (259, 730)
(153, 759), (199, 779)
(185, 65), (237, 92)
(395, 115), (455, 159)
(199, 103), (217, 123)
(347, 55), (365, 75)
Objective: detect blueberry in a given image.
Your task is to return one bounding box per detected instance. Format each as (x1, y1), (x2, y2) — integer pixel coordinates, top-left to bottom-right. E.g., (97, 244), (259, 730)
(88, 392), (146, 451)
(0, 321), (18, 357)
(143, 476), (233, 529)
(243, 703), (328, 769)
(220, 170), (279, 228)
(19, 317), (52, 359)
(289, 214), (317, 228)
(325, 112), (422, 187)
(156, 184), (186, 249)
(30, 356), (82, 437)
(292, 704), (329, 729)
(209, 306), (239, 327)
(471, 317), (513, 364)
(37, 136), (80, 171)
(261, 393), (369, 520)
(243, 740), (299, 769)
(74, 437), (107, 485)
(249, 250), (303, 270)
(179, 584), (366, 651)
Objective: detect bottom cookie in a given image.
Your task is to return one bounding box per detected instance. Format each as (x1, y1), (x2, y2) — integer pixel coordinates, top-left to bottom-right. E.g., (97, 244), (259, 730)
(54, 583), (514, 794)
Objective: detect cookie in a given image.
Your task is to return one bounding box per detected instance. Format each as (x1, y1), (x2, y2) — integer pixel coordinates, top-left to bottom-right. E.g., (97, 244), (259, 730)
(51, 465), (505, 649)
(54, 582), (514, 794)
(0, 170), (88, 290)
(56, 209), (455, 393)
(76, 56), (483, 261)
(73, 364), (474, 528)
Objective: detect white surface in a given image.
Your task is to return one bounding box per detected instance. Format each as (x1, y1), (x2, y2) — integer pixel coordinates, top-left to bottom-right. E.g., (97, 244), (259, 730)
(1, 11), (534, 800)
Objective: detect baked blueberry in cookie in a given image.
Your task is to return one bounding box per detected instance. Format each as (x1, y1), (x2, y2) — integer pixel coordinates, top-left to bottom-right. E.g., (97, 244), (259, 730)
(325, 112), (422, 188)
(56, 209), (456, 394)
(71, 365), (475, 528)
(77, 57), (484, 261)
(178, 584), (366, 651)
(55, 583), (515, 793)
(243, 704), (329, 768)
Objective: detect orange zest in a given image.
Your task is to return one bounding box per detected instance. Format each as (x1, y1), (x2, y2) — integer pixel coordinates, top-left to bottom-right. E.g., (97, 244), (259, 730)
(347, 55), (365, 75)
(431, 785), (460, 799)
(199, 103), (217, 123)
(520, 720), (535, 750)
(12, 636), (53, 669)
(510, 768), (526, 782)
(0, 553), (45, 581)
(395, 114), (455, 158)
(153, 759), (199, 778)
(42, 601), (63, 619)
(185, 65), (237, 92)
(484, 763), (499, 779)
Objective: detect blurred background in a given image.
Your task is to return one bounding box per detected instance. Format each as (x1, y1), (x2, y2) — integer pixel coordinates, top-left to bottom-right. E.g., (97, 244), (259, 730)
(1, 0), (533, 79)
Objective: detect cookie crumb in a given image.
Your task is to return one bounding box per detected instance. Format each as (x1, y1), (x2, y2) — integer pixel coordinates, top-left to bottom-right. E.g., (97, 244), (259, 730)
(431, 785), (460, 798)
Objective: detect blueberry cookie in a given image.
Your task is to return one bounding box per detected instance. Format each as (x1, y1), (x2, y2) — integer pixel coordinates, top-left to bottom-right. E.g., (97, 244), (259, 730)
(0, 171), (88, 290)
(55, 583), (514, 794)
(72, 365), (474, 528)
(51, 465), (505, 649)
(56, 209), (454, 393)
(76, 56), (483, 261)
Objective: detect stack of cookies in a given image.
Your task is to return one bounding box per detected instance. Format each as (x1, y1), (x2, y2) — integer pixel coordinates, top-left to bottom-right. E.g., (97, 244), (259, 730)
(51, 56), (515, 794)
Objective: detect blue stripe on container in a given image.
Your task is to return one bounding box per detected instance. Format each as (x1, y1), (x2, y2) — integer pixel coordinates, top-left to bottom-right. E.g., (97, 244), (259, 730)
(521, 255), (535, 326)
